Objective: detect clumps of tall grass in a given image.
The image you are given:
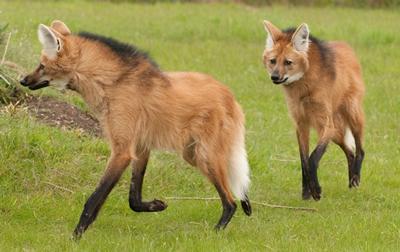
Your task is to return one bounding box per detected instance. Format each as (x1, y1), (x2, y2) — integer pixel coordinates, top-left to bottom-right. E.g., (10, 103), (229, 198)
(0, 23), (28, 104)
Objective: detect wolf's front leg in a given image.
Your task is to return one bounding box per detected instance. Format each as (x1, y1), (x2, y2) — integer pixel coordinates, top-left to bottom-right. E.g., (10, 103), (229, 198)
(72, 152), (131, 240)
(308, 142), (328, 201)
(296, 125), (311, 200)
(128, 150), (167, 212)
(307, 117), (334, 201)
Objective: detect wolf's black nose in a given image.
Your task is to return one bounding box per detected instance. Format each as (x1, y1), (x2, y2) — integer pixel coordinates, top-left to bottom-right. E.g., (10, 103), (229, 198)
(20, 78), (28, 86)
(271, 75), (280, 81)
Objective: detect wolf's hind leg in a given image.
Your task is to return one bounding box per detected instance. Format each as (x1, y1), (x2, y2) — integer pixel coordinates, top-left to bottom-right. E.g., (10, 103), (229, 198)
(204, 158), (237, 230)
(213, 174), (237, 230)
(333, 130), (356, 188)
(129, 150), (167, 212)
(185, 141), (237, 229)
(350, 130), (365, 188)
(349, 117), (365, 187)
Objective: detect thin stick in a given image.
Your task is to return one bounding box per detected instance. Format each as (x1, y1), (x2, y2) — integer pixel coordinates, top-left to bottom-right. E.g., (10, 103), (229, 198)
(250, 200), (317, 212)
(166, 196), (220, 201)
(44, 181), (74, 193)
(270, 158), (297, 162)
(1, 32), (12, 65)
(0, 74), (10, 85)
(164, 196), (317, 212)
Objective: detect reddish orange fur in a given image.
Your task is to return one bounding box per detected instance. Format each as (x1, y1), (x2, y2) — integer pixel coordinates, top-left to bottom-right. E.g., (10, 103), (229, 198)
(22, 21), (251, 235)
(263, 21), (365, 199)
(29, 24), (246, 199)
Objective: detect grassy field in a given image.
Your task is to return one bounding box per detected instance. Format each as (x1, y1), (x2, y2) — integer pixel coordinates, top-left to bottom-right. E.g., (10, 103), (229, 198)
(1, 1), (400, 251)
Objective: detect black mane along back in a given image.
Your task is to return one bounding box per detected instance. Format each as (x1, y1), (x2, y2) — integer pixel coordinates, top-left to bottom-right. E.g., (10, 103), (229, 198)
(78, 32), (159, 68)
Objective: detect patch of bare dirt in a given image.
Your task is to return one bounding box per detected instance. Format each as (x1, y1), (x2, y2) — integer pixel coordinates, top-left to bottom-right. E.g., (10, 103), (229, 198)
(25, 96), (102, 137)
(1, 59), (100, 137)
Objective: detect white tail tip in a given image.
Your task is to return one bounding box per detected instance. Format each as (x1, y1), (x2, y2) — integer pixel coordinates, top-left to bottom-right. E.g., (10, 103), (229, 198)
(344, 127), (356, 153)
(228, 125), (250, 200)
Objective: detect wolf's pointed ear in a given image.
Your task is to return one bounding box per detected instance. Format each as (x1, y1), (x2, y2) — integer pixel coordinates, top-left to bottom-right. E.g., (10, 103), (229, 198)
(263, 20), (281, 50)
(291, 23), (310, 52)
(51, 20), (71, 36)
(38, 24), (61, 59)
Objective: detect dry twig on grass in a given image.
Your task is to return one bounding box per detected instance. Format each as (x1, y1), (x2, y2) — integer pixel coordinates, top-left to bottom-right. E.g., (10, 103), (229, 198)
(44, 181), (75, 194)
(165, 196), (317, 212)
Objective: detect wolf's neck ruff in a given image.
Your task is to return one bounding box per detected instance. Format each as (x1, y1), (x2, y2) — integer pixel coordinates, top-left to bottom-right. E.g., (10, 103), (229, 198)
(66, 33), (168, 115)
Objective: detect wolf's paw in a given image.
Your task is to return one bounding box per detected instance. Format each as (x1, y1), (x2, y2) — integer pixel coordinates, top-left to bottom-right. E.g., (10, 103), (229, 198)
(71, 227), (84, 242)
(147, 199), (168, 212)
(130, 199), (168, 212)
(302, 187), (312, 200)
(349, 175), (360, 188)
(309, 182), (321, 201)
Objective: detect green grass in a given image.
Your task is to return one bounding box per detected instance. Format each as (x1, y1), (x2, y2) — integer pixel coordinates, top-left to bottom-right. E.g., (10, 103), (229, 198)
(1, 1), (400, 251)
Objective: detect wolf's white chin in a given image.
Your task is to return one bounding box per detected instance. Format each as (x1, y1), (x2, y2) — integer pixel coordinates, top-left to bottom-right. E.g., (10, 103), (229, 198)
(285, 72), (305, 84)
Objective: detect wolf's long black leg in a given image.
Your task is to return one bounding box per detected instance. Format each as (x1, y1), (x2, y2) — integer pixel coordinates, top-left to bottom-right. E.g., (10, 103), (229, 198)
(214, 183), (237, 230)
(300, 153), (311, 200)
(350, 134), (365, 187)
(129, 150), (167, 212)
(296, 126), (311, 200)
(72, 153), (131, 240)
(308, 143), (328, 201)
(336, 142), (356, 188)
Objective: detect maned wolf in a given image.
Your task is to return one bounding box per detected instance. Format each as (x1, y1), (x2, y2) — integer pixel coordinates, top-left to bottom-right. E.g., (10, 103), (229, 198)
(21, 20), (252, 239)
(262, 21), (365, 201)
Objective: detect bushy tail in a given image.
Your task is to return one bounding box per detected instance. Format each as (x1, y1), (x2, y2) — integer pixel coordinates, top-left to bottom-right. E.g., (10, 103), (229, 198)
(228, 123), (251, 216)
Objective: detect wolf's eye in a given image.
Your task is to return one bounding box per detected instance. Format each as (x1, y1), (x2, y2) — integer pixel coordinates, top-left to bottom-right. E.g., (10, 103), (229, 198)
(39, 63), (45, 70)
(270, 59), (276, 65)
(284, 60), (293, 66)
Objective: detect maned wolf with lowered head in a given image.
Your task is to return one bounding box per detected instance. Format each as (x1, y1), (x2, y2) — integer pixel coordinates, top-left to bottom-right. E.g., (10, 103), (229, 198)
(21, 20), (252, 239)
(262, 21), (365, 201)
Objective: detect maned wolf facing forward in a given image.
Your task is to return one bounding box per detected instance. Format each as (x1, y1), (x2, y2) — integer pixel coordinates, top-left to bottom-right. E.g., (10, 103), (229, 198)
(21, 20), (251, 239)
(262, 21), (365, 200)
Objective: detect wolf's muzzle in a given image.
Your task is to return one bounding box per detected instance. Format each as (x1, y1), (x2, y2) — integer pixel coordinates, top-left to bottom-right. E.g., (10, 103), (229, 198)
(272, 77), (288, 85)
(20, 78), (50, 90)
(19, 78), (28, 86)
